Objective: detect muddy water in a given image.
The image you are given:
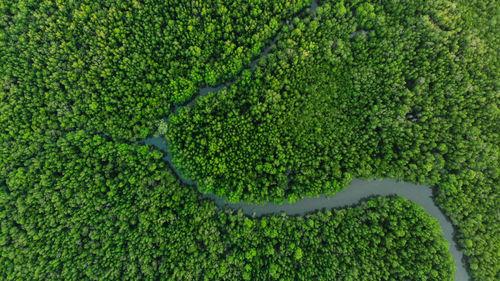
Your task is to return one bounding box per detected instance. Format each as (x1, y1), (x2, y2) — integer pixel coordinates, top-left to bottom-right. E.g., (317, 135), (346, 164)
(138, 0), (470, 279)
(140, 136), (469, 280)
(205, 179), (469, 281)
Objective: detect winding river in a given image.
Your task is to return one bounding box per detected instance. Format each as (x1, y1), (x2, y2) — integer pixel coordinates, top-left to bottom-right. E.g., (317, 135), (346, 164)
(136, 1), (470, 279)
(139, 136), (469, 280)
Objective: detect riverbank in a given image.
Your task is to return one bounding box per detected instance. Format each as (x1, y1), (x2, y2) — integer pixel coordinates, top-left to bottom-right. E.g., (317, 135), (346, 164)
(138, 134), (469, 280)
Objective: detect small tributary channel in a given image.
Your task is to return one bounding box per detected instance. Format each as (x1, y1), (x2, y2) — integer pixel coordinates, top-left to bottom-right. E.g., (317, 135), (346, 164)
(136, 1), (471, 279)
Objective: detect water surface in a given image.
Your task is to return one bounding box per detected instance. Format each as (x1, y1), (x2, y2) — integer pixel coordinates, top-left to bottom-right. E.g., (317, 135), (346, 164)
(137, 0), (470, 278)
(140, 135), (469, 281)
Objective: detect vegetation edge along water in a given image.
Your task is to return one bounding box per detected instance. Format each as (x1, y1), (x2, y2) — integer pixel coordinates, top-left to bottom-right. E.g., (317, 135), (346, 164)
(164, 0), (498, 279)
(140, 121), (470, 281)
(0, 1), (498, 280)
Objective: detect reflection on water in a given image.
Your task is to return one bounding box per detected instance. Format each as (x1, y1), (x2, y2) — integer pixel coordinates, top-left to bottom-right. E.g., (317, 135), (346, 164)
(137, 1), (470, 278)
(140, 135), (468, 281)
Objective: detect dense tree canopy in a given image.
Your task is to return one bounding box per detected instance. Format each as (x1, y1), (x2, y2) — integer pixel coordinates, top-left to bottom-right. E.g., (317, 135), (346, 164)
(0, 0), (498, 280)
(167, 0), (499, 279)
(0, 0), (311, 139)
(0, 131), (454, 280)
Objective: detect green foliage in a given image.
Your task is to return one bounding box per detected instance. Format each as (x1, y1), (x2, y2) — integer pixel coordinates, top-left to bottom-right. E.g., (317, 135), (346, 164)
(0, 131), (216, 280)
(0, 132), (454, 280)
(0, 0), (311, 140)
(167, 0), (499, 279)
(0, 0), (498, 280)
(223, 196), (455, 281)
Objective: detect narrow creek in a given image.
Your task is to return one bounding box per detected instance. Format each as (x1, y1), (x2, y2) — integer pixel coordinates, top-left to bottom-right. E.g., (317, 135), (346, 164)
(136, 1), (470, 279)
(139, 136), (469, 281)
